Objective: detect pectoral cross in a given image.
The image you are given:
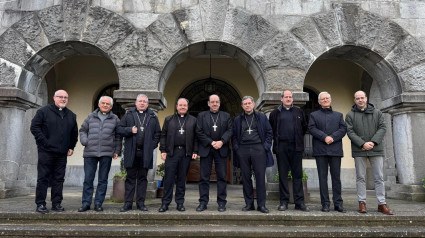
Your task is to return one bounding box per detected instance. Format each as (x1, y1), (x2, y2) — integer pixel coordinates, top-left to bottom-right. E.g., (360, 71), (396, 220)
(140, 126), (144, 131)
(247, 128), (253, 135)
(212, 124), (217, 131)
(179, 127), (185, 134)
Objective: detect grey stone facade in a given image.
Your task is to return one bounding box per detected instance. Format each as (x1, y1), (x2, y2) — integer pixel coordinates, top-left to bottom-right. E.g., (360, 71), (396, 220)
(0, 0), (425, 200)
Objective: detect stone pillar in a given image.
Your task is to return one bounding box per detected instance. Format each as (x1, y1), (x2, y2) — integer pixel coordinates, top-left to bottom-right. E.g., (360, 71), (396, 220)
(114, 89), (166, 199)
(0, 87), (40, 198)
(392, 110), (425, 185)
(381, 95), (425, 201)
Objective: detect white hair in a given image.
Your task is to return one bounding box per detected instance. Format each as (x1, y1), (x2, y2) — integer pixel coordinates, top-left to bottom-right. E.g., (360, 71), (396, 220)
(99, 96), (113, 106)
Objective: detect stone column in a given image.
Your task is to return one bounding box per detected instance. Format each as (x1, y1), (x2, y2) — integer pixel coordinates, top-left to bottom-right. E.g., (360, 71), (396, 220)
(392, 110), (425, 185)
(0, 87), (40, 198)
(114, 89), (166, 199)
(381, 95), (425, 201)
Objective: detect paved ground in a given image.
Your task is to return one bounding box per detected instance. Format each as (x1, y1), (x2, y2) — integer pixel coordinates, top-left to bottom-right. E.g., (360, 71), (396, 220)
(1, 183), (424, 217)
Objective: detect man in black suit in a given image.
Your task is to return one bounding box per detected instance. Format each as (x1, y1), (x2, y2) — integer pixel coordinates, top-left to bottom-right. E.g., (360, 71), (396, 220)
(196, 94), (233, 212)
(117, 94), (161, 212)
(158, 98), (198, 212)
(269, 90), (310, 212)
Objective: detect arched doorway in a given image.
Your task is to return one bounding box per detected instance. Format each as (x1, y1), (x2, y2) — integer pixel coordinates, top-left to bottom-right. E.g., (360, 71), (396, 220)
(179, 78), (242, 184)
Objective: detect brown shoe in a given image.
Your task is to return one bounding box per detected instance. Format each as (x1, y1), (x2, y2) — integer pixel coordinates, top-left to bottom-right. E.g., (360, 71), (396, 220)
(358, 201), (367, 213)
(378, 204), (393, 215)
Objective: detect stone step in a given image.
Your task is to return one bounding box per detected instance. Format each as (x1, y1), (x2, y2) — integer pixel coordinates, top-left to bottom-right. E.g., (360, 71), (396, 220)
(0, 224), (424, 237)
(387, 184), (425, 202)
(389, 184), (424, 193)
(1, 213), (424, 227)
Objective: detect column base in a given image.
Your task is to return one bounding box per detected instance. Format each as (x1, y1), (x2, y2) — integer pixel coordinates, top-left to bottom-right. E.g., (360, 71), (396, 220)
(387, 184), (425, 202)
(0, 180), (30, 199)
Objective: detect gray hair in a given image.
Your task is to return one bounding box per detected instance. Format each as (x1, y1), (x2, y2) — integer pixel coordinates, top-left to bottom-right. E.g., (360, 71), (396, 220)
(318, 91), (331, 100)
(99, 96), (113, 106)
(136, 94), (149, 102)
(241, 96), (255, 105)
(176, 98), (189, 106)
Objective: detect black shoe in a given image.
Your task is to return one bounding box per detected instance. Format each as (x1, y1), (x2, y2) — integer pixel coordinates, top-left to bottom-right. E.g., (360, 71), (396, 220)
(277, 202), (288, 211)
(36, 205), (49, 214)
(176, 204), (185, 212)
(120, 203), (132, 212)
(137, 203), (148, 211)
(242, 204), (255, 211)
(217, 204), (226, 212)
(51, 204), (65, 212)
(196, 204), (207, 212)
(334, 205), (346, 213)
(78, 205), (90, 212)
(158, 204), (168, 212)
(295, 204), (310, 212)
(321, 205), (330, 212)
(257, 206), (269, 213)
(94, 204), (103, 212)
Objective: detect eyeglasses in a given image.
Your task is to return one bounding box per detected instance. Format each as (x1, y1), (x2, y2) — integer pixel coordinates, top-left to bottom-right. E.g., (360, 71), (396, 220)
(55, 96), (69, 100)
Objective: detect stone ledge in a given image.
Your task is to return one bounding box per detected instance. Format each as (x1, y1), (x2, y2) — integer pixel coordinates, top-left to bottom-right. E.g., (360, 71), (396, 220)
(113, 89), (167, 111)
(380, 93), (425, 113)
(0, 87), (41, 109)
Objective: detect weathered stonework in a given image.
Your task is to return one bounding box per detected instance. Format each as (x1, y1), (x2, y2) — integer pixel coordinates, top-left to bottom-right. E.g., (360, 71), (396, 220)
(222, 8), (251, 46)
(399, 63), (425, 92)
(109, 30), (172, 70)
(373, 21), (407, 59)
(239, 15), (279, 55)
(386, 36), (425, 73)
(264, 67), (305, 92)
(199, 0), (227, 41)
(312, 11), (340, 48)
(334, 3), (360, 45)
(82, 6), (113, 44)
(37, 5), (63, 43)
(0, 28), (34, 67)
(11, 13), (49, 53)
(96, 13), (134, 51)
(0, 60), (20, 87)
(291, 17), (327, 57)
(118, 66), (160, 90)
(357, 10), (383, 49)
(254, 33), (314, 71)
(63, 0), (90, 41)
(147, 13), (188, 53)
(173, 5), (204, 43)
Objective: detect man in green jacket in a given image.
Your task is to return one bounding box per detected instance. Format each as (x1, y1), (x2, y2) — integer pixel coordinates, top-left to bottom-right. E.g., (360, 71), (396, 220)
(345, 91), (393, 215)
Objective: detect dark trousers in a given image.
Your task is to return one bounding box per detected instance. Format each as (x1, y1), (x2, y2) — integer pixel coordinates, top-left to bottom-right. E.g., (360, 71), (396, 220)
(238, 144), (267, 207)
(162, 147), (191, 205)
(35, 151), (67, 206)
(199, 149), (227, 205)
(276, 142), (305, 206)
(315, 156), (343, 207)
(82, 156), (112, 206)
(125, 150), (148, 205)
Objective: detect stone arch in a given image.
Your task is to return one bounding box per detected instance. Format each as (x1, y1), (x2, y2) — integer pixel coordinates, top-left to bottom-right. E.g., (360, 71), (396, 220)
(0, 2), (135, 104)
(158, 41), (266, 99)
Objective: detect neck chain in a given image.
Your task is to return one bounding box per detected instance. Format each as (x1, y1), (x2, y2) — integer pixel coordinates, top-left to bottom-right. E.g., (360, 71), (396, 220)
(137, 112), (147, 132)
(177, 115), (186, 135)
(210, 112), (219, 132)
(244, 113), (255, 135)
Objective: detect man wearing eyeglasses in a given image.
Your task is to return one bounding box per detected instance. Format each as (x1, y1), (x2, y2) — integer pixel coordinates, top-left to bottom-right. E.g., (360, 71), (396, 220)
(308, 92), (347, 213)
(30, 90), (78, 214)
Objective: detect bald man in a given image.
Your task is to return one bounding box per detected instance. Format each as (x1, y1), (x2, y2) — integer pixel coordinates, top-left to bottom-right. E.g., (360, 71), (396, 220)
(30, 90), (78, 214)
